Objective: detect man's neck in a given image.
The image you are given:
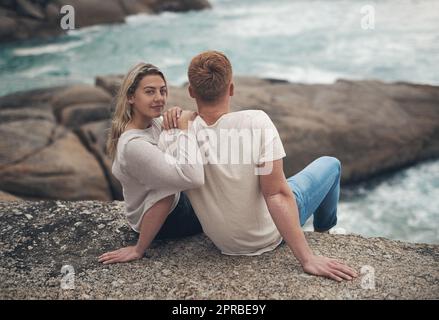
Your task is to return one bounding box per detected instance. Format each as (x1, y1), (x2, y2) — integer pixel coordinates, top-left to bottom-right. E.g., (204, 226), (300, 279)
(197, 102), (230, 126)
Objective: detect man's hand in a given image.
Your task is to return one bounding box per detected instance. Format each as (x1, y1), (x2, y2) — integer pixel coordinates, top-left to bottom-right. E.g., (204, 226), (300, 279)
(162, 106), (183, 130)
(260, 159), (358, 282)
(302, 255), (358, 282)
(98, 246), (144, 264)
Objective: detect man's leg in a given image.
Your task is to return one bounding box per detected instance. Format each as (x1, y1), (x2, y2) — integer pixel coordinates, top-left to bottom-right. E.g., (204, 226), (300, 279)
(286, 156), (341, 231)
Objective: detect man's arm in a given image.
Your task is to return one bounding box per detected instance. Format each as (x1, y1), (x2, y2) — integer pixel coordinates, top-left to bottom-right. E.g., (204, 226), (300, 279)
(259, 159), (358, 281)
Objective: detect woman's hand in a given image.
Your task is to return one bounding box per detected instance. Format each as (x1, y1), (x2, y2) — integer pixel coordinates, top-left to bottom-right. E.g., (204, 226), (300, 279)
(302, 255), (358, 282)
(98, 246), (144, 265)
(177, 110), (198, 130)
(162, 106), (183, 130)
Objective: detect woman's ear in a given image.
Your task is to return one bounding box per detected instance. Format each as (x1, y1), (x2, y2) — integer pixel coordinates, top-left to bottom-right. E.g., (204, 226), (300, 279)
(127, 95), (134, 105)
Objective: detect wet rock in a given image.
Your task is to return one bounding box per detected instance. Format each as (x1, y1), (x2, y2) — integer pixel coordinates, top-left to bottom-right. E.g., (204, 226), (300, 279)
(0, 0), (212, 43)
(16, 0), (45, 19)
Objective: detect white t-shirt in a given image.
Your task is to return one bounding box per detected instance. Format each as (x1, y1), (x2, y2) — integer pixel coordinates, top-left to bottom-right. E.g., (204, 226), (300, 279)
(185, 110), (286, 255)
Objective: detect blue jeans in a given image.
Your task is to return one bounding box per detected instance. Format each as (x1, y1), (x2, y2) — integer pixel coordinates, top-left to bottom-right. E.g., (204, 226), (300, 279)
(286, 156), (341, 231)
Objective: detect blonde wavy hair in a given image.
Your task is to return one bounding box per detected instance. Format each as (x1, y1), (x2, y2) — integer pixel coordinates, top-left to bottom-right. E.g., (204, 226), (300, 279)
(106, 62), (167, 160)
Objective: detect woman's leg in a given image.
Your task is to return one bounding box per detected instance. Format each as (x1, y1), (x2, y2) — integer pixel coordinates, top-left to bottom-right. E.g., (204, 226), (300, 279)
(286, 156), (341, 231)
(154, 192), (203, 239)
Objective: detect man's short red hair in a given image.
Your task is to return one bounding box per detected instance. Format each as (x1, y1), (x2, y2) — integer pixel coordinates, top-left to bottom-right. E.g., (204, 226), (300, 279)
(188, 51), (233, 102)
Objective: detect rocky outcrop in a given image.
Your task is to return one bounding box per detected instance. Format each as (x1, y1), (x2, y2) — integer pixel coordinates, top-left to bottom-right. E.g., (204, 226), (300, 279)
(116, 75), (439, 184)
(1, 77), (438, 200)
(229, 78), (439, 184)
(0, 200), (437, 299)
(0, 85), (117, 200)
(0, 0), (211, 42)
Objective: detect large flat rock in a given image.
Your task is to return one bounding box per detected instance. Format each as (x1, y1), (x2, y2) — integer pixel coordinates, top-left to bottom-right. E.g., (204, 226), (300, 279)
(0, 200), (437, 299)
(1, 77), (439, 200)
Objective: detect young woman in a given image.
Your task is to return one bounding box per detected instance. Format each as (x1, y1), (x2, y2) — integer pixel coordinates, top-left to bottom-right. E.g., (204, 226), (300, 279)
(99, 63), (203, 264)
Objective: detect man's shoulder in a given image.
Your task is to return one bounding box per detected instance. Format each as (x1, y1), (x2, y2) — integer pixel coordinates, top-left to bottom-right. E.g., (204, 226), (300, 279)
(228, 109), (271, 124)
(231, 109), (267, 117)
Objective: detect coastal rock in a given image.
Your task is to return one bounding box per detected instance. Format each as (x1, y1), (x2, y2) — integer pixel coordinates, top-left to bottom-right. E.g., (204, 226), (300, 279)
(1, 77), (438, 200)
(168, 77), (439, 182)
(75, 120), (123, 201)
(16, 0), (45, 19)
(0, 200), (437, 299)
(59, 103), (111, 128)
(0, 0), (212, 42)
(51, 85), (112, 121)
(0, 130), (112, 200)
(55, 0), (126, 28)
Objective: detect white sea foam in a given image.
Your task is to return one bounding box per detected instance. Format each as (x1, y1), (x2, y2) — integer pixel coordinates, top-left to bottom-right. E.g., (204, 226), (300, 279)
(13, 41), (86, 57)
(18, 65), (61, 78)
(335, 160), (439, 244)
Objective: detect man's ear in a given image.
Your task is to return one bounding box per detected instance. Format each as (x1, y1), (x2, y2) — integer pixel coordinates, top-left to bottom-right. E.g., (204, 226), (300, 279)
(229, 82), (234, 97)
(188, 85), (196, 98)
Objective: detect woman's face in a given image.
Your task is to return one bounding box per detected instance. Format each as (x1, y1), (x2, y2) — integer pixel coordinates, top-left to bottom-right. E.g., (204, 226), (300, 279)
(128, 74), (167, 120)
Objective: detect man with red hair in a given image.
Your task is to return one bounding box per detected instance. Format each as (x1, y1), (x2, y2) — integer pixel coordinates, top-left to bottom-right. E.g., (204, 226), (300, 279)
(169, 51), (357, 281)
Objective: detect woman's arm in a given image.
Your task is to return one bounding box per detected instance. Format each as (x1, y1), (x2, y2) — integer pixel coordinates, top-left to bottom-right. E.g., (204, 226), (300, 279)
(98, 195), (175, 264)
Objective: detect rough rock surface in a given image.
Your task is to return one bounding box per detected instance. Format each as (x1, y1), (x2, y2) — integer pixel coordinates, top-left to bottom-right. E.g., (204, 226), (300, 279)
(0, 200), (437, 299)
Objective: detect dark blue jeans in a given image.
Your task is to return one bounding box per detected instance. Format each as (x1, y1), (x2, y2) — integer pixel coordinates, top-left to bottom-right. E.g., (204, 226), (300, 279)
(155, 192), (202, 240)
(286, 156), (341, 231)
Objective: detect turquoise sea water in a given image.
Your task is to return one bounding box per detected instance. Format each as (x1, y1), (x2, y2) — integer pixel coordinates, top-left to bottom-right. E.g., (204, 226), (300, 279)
(0, 0), (438, 243)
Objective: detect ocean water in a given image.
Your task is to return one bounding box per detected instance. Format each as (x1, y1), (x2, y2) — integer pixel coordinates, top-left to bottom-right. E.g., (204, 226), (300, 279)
(0, 0), (438, 243)
(303, 159), (439, 244)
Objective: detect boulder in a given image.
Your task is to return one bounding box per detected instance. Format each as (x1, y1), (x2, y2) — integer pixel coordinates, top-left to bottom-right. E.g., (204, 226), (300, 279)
(0, 86), (69, 110)
(0, 129), (112, 200)
(143, 0), (212, 13)
(0, 117), (56, 167)
(16, 0), (45, 19)
(59, 103), (111, 128)
(0, 0), (212, 42)
(228, 77), (439, 183)
(103, 75), (439, 184)
(75, 120), (123, 200)
(51, 85), (112, 121)
(118, 0), (152, 15)
(0, 16), (17, 39)
(95, 75), (124, 97)
(55, 0), (125, 28)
